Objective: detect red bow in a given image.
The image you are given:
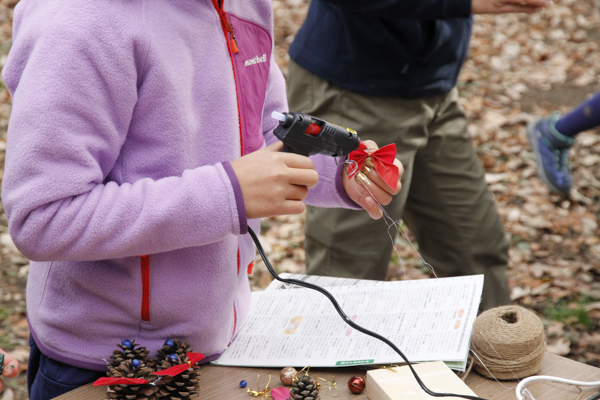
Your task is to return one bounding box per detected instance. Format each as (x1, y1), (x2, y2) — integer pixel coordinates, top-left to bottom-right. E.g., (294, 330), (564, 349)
(271, 387), (291, 400)
(152, 352), (205, 377)
(93, 377), (149, 386)
(347, 142), (399, 190)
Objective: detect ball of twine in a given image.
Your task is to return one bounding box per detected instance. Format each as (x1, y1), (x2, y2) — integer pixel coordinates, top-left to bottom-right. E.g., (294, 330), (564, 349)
(471, 305), (546, 380)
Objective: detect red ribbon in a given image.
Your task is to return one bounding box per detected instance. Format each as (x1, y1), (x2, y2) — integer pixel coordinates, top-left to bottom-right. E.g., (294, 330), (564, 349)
(347, 142), (399, 190)
(271, 387), (291, 400)
(93, 377), (149, 386)
(152, 352), (205, 377)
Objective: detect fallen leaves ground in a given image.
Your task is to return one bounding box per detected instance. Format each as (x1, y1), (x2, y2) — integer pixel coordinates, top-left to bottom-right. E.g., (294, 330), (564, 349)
(0, 0), (599, 399)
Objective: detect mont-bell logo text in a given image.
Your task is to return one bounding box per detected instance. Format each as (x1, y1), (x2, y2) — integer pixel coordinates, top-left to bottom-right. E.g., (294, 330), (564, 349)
(244, 53), (267, 67)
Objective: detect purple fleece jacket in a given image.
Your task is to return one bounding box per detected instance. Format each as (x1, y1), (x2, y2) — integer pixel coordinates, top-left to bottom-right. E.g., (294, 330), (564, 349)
(1, 0), (358, 370)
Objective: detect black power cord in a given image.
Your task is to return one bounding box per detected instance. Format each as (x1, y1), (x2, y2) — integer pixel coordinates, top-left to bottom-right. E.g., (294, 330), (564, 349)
(248, 226), (488, 400)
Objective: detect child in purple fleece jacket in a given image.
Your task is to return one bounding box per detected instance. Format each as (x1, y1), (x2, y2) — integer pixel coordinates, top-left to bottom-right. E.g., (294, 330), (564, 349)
(0, 0), (401, 398)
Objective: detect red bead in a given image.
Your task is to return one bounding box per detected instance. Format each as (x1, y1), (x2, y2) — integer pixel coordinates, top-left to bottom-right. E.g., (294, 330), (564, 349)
(348, 375), (365, 394)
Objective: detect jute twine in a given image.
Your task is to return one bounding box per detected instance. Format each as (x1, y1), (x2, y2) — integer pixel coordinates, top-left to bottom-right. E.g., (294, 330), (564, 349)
(470, 305), (546, 380)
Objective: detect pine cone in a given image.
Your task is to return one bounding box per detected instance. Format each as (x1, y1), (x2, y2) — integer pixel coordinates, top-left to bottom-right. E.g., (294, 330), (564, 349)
(105, 359), (159, 400)
(154, 339), (192, 365)
(154, 354), (201, 400)
(109, 339), (152, 370)
(289, 374), (321, 400)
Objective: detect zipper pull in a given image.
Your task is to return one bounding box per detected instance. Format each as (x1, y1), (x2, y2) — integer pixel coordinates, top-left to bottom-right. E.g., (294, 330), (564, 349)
(230, 33), (239, 54)
(226, 20), (239, 54)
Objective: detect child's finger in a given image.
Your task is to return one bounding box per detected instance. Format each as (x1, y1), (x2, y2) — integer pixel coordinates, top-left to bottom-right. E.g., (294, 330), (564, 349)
(1, 350), (21, 378)
(280, 152), (318, 189)
(354, 173), (393, 205)
(356, 195), (383, 220)
(493, 0), (544, 13)
(283, 184), (309, 201)
(502, 5), (542, 13)
(281, 199), (307, 215)
(361, 161), (403, 195)
(505, 0), (550, 7)
(345, 173), (391, 220)
(288, 168), (319, 190)
(361, 139), (378, 150)
(281, 152), (315, 170)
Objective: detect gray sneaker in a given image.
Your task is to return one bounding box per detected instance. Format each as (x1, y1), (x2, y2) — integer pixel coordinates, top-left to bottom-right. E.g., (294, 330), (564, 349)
(527, 112), (574, 194)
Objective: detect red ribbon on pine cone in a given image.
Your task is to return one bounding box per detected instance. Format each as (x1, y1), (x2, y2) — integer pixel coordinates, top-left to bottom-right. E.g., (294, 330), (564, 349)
(347, 142), (399, 190)
(93, 377), (149, 386)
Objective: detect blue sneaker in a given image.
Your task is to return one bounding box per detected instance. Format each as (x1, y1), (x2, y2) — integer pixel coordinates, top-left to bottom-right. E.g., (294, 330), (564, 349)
(527, 112), (574, 194)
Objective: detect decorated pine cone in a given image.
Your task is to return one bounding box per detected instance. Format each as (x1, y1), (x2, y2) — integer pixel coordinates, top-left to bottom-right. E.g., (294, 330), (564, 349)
(105, 359), (159, 400)
(154, 353), (201, 400)
(154, 339), (192, 365)
(289, 374), (321, 400)
(109, 339), (152, 369)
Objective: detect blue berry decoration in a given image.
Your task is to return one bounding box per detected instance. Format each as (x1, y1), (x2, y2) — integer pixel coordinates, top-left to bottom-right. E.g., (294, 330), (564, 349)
(168, 354), (179, 364)
(164, 339), (174, 348)
(121, 339), (132, 349)
(240, 380), (247, 388)
(132, 359), (141, 369)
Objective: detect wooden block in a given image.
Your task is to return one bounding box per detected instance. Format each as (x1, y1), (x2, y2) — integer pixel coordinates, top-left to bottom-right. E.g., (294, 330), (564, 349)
(366, 361), (477, 400)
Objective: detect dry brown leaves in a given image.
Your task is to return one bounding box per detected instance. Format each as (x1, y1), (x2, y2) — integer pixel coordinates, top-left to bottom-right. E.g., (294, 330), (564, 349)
(1, 1), (600, 398)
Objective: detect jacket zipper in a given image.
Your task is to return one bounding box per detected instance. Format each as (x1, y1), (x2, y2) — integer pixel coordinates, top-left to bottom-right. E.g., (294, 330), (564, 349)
(140, 255), (150, 321)
(212, 0), (243, 345)
(213, 0), (239, 54)
(212, 0), (243, 157)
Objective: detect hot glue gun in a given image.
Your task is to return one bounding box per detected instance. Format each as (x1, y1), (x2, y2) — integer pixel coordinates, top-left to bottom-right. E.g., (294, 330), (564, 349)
(271, 111), (360, 157)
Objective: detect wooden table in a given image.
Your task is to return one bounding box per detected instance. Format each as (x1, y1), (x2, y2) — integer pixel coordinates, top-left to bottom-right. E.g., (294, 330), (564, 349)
(55, 353), (600, 400)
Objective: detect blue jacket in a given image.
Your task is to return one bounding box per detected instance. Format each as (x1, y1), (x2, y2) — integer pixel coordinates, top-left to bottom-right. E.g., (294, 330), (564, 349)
(288, 0), (473, 99)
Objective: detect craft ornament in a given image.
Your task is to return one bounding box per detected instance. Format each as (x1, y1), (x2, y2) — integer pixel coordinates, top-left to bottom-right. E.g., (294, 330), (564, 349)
(280, 366), (298, 386)
(247, 374), (271, 398)
(347, 142), (399, 190)
(318, 376), (341, 397)
(151, 352), (205, 377)
(289, 367), (322, 400)
(131, 359), (141, 369)
(347, 375), (365, 394)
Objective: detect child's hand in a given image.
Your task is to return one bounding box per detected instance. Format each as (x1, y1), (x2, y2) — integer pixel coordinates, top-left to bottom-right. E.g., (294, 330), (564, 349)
(231, 142), (319, 219)
(0, 349), (20, 393)
(342, 140), (403, 220)
(472, 0), (551, 14)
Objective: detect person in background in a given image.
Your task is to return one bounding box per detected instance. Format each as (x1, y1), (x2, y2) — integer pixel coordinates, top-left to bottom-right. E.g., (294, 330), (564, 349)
(287, 0), (550, 311)
(527, 92), (600, 194)
(0, 350), (20, 393)
(1, 1), (402, 399)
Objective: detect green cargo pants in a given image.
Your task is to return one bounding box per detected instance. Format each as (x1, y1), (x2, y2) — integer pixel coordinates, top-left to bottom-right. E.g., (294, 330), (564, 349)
(287, 60), (510, 311)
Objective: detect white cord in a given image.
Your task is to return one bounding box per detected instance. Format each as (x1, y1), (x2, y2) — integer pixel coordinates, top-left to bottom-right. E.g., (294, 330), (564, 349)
(516, 376), (600, 400)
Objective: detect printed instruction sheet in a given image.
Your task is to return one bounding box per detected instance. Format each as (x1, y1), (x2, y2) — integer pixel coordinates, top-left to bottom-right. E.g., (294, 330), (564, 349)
(211, 275), (483, 371)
